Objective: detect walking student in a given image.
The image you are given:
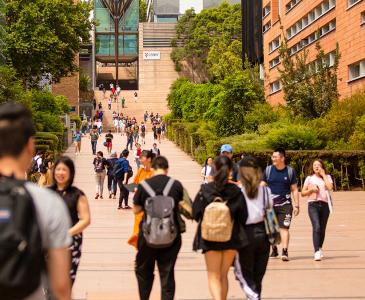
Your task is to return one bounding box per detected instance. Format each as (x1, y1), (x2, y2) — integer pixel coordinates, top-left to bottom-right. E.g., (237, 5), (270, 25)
(114, 149), (132, 209)
(105, 130), (113, 154)
(90, 126), (99, 155)
(107, 151), (119, 199)
(93, 151), (109, 199)
(301, 159), (333, 261)
(192, 156), (248, 300)
(126, 126), (134, 150)
(50, 156), (91, 286)
(0, 103), (72, 300)
(262, 148), (299, 261)
(73, 129), (82, 155)
(140, 122), (146, 145)
(201, 156), (213, 184)
(151, 143), (160, 157)
(235, 156), (271, 300)
(133, 156), (185, 300)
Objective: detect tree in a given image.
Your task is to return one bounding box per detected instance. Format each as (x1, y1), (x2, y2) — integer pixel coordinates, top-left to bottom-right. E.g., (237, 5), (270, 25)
(4, 0), (93, 87)
(0, 65), (29, 106)
(278, 39), (340, 119)
(171, 2), (242, 82)
(139, 0), (147, 22)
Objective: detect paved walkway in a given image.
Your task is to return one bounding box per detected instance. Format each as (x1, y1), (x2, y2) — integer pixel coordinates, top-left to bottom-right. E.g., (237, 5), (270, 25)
(69, 93), (365, 300)
(69, 128), (365, 300)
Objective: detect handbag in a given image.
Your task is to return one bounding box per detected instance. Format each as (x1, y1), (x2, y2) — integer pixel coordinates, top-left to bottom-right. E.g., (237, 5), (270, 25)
(262, 187), (281, 245)
(178, 188), (193, 220)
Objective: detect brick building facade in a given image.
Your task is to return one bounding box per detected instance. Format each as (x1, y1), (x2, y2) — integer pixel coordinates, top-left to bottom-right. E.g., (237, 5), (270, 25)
(263, 0), (365, 105)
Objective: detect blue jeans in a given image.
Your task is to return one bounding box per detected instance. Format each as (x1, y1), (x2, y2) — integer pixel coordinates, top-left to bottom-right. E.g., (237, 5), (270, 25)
(107, 175), (117, 195)
(91, 141), (97, 154)
(126, 137), (133, 150)
(308, 202), (330, 252)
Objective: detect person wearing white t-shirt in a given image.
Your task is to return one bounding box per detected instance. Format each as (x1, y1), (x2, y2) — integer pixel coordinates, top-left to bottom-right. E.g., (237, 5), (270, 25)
(302, 159), (333, 261)
(201, 157), (213, 183)
(234, 156), (272, 300)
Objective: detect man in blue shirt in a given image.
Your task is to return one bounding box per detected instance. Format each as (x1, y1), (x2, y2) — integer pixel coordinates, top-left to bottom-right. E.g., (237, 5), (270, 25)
(262, 148), (300, 261)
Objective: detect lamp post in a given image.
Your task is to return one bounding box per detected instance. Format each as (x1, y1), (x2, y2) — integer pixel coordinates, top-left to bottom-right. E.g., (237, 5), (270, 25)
(114, 0), (120, 87)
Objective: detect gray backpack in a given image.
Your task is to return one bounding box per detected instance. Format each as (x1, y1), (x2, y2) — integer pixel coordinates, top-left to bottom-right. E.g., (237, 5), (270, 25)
(140, 178), (177, 248)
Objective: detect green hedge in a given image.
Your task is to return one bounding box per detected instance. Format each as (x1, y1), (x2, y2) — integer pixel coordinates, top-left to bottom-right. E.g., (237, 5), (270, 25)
(166, 119), (365, 190)
(70, 115), (82, 130)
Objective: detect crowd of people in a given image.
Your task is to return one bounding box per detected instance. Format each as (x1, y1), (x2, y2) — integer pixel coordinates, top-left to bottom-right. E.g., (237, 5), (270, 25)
(0, 100), (334, 300)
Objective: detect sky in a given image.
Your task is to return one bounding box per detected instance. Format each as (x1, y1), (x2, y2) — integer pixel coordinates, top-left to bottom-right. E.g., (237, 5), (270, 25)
(179, 0), (204, 14)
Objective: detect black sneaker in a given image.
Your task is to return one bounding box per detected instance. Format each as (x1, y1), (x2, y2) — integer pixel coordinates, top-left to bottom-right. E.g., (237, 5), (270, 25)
(270, 246), (279, 258)
(282, 248), (289, 261)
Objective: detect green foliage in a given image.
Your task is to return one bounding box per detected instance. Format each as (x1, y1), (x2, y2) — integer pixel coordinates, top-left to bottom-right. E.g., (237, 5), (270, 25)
(171, 3), (241, 81)
(279, 41), (340, 119)
(313, 90), (365, 147)
(349, 115), (365, 150)
(139, 0), (148, 22)
(71, 115), (82, 130)
(4, 0), (93, 86)
(29, 91), (70, 116)
(215, 67), (265, 136)
(79, 73), (90, 92)
(34, 112), (63, 133)
(264, 124), (321, 150)
(243, 103), (280, 132)
(0, 65), (29, 106)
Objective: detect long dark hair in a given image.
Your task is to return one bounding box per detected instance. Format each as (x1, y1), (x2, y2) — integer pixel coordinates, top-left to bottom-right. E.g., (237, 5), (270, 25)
(214, 156), (233, 191)
(51, 156), (75, 190)
(204, 156), (212, 176)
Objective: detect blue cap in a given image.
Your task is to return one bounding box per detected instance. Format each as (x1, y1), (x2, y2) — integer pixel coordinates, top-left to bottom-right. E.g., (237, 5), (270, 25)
(220, 144), (233, 153)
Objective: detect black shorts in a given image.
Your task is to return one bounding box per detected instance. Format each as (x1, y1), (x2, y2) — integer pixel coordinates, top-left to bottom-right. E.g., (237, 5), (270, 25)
(274, 204), (293, 229)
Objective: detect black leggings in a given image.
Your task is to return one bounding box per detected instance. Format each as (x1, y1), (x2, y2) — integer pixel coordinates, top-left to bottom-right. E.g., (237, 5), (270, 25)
(308, 201), (330, 252)
(117, 178), (129, 207)
(235, 222), (270, 300)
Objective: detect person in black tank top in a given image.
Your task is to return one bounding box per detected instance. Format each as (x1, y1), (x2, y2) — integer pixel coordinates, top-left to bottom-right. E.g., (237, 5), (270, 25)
(49, 156), (91, 286)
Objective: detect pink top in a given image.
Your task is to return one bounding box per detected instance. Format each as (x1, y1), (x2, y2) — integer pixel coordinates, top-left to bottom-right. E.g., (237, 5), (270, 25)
(303, 174), (333, 202)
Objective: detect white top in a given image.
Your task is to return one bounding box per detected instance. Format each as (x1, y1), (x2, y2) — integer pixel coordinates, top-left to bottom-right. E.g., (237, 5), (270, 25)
(201, 165), (212, 183)
(241, 186), (273, 225)
(303, 174), (333, 202)
(96, 121), (102, 128)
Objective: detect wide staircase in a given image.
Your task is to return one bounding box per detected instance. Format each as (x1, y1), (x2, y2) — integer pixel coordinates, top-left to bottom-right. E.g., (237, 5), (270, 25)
(94, 22), (180, 129)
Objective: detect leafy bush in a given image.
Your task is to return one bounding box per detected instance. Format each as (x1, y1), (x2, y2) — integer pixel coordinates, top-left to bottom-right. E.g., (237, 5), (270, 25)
(34, 112), (64, 133)
(349, 115), (365, 149)
(264, 124), (321, 150)
(71, 115), (82, 130)
(244, 102), (280, 132)
(313, 90), (365, 145)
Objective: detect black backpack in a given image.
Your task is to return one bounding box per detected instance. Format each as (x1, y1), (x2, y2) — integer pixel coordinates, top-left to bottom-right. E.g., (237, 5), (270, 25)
(30, 157), (40, 173)
(0, 176), (43, 300)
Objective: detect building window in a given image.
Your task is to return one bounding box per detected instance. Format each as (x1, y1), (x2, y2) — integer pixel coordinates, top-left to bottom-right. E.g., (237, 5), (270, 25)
(269, 57), (281, 69)
(263, 21), (271, 33)
(361, 11), (365, 25)
(289, 19), (336, 56)
(286, 0), (302, 13)
(269, 36), (281, 53)
(286, 0), (336, 40)
(308, 51), (336, 73)
(270, 80), (282, 94)
(349, 60), (365, 81)
(263, 3), (271, 18)
(348, 0), (362, 8)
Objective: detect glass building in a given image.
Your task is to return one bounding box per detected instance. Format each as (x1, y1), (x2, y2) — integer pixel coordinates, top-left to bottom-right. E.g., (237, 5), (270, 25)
(94, 0), (139, 62)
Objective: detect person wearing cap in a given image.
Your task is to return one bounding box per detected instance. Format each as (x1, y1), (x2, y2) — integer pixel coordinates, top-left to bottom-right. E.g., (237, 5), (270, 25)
(234, 156), (272, 300)
(208, 144), (239, 183)
(107, 151), (118, 199)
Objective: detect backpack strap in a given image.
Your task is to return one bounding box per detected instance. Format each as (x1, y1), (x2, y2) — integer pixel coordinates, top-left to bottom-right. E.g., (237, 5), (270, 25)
(163, 178), (175, 196)
(265, 165), (272, 182)
(140, 181), (156, 197)
(287, 166), (294, 183)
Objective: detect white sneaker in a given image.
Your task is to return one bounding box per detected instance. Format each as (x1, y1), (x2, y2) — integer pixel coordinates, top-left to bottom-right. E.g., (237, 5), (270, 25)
(319, 248), (324, 258)
(314, 251), (321, 261)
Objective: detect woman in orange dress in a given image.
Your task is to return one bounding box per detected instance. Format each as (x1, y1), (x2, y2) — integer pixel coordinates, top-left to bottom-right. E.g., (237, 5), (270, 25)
(128, 150), (156, 248)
